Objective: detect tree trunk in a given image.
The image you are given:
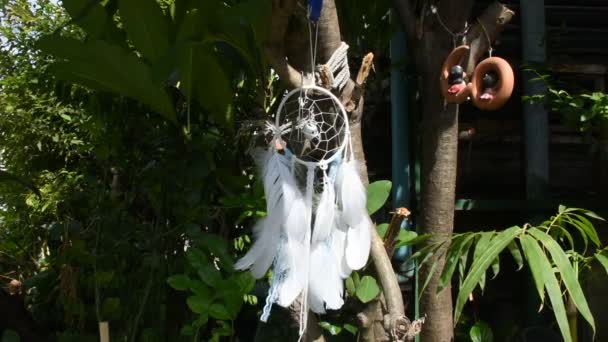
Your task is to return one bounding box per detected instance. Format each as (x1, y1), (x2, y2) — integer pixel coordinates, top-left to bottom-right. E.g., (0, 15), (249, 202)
(393, 1), (513, 341)
(417, 33), (461, 342)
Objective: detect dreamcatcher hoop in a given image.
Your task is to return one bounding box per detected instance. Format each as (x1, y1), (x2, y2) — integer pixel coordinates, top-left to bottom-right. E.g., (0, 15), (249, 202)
(275, 84), (351, 168)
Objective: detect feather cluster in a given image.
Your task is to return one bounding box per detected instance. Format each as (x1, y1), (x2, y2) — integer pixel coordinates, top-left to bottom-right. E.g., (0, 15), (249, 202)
(235, 146), (373, 322)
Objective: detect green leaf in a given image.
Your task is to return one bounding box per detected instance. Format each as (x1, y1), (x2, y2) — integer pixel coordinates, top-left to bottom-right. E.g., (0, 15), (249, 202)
(595, 251), (608, 274)
(519, 236), (546, 305)
(419, 261), (438, 301)
(438, 233), (476, 293)
(198, 265), (222, 288)
(507, 241), (524, 270)
(1, 330), (20, 342)
(472, 233), (493, 290)
(345, 276), (356, 296)
(187, 295), (212, 314)
(118, 0), (169, 62)
(178, 46), (233, 128)
(176, 8), (207, 43)
(61, 0), (119, 39)
(319, 322), (342, 335)
(520, 234), (572, 342)
(458, 238), (472, 288)
(186, 247), (207, 269)
(470, 321), (493, 342)
(233, 272), (255, 293)
(220, 293), (243, 318)
(580, 209), (604, 221)
(343, 323), (358, 335)
(167, 274), (192, 291)
(395, 230), (430, 248)
(351, 271), (360, 288)
(197, 232), (234, 269)
(528, 228), (595, 334)
(490, 254), (500, 280)
(366, 180), (391, 215)
(356, 276), (380, 303)
(190, 281), (212, 297)
(454, 226), (520, 325)
(37, 36), (177, 124)
(570, 214), (601, 247)
(376, 223), (389, 239)
(209, 303), (231, 320)
(230, 0), (272, 45)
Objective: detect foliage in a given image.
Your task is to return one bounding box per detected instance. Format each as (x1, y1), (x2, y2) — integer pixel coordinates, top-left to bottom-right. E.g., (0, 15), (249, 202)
(545, 90), (608, 133)
(0, 0), (270, 340)
(166, 230), (255, 340)
(523, 68), (608, 157)
(413, 206), (605, 342)
(469, 321), (493, 342)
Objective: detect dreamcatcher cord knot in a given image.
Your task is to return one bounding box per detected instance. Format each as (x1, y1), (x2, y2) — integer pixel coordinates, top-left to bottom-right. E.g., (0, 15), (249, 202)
(315, 42), (350, 91)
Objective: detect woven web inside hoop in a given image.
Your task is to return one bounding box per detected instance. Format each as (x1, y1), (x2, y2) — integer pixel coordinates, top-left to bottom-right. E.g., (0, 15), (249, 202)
(276, 85), (349, 165)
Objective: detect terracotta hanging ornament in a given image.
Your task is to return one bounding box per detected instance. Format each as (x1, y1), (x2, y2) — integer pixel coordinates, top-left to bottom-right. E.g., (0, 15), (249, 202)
(440, 45), (514, 111)
(440, 45), (472, 104)
(470, 56), (514, 111)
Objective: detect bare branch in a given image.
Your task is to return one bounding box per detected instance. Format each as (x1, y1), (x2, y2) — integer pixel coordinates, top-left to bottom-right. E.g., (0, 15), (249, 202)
(370, 228), (407, 339)
(383, 208), (412, 256)
(464, 1), (515, 75)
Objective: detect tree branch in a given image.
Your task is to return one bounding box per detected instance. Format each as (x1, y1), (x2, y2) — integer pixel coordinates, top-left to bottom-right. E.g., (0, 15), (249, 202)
(392, 0), (416, 43)
(264, 0), (301, 88)
(383, 208), (411, 257)
(464, 1), (515, 75)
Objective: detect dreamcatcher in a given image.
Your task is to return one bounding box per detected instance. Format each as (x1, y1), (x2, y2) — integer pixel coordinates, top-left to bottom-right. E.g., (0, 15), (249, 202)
(234, 0), (372, 338)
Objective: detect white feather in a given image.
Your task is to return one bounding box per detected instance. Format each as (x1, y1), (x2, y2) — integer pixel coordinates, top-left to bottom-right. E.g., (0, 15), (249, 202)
(335, 158), (372, 271)
(276, 196), (309, 307)
(308, 243), (344, 313)
(234, 216), (279, 278)
(336, 160), (367, 227)
(331, 212), (352, 278)
(345, 216), (372, 270)
(235, 149), (307, 285)
(312, 174), (336, 243)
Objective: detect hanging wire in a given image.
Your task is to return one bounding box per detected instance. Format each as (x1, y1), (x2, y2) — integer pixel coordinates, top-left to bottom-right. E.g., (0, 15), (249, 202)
(430, 5), (470, 47)
(477, 18), (494, 57)
(306, 7), (320, 84)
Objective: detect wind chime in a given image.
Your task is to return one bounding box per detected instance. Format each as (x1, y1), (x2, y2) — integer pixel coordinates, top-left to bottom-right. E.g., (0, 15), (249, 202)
(234, 0), (372, 338)
(438, 14), (515, 111)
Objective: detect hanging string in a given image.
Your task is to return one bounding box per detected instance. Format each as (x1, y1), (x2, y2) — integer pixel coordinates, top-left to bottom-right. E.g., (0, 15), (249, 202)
(307, 18), (320, 84)
(477, 18), (494, 57)
(430, 5), (470, 47)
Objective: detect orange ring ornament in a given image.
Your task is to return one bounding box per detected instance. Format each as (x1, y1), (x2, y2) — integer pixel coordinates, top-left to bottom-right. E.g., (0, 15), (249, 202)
(470, 56), (514, 111)
(440, 45), (472, 104)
